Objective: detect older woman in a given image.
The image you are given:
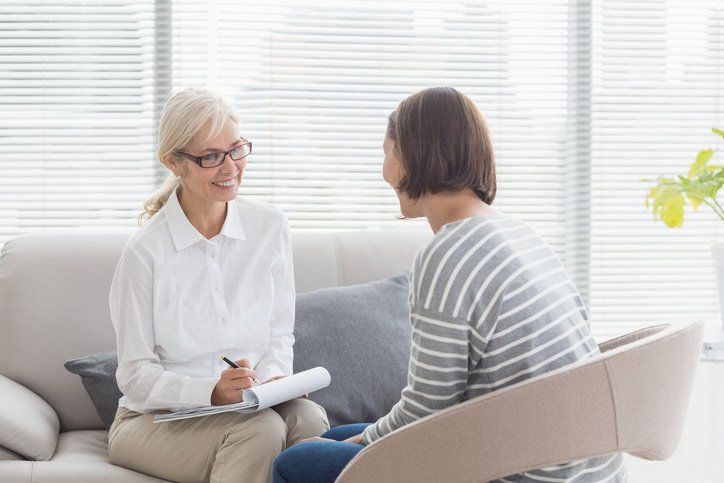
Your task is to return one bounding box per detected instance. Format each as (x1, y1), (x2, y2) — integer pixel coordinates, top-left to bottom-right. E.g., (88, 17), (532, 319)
(272, 87), (625, 482)
(107, 87), (329, 483)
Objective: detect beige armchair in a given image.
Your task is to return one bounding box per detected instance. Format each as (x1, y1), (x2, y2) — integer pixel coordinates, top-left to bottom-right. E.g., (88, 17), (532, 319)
(338, 321), (704, 483)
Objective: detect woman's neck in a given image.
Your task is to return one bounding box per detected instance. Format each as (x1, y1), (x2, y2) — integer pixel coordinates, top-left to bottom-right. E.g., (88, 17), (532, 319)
(421, 189), (499, 234)
(177, 188), (227, 239)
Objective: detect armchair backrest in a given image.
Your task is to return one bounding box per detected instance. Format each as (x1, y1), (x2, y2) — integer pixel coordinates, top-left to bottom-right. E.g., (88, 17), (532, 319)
(337, 321), (704, 483)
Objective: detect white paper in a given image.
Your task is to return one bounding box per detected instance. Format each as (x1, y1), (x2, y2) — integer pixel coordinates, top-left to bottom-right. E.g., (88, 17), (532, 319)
(248, 366), (330, 410)
(154, 367), (330, 423)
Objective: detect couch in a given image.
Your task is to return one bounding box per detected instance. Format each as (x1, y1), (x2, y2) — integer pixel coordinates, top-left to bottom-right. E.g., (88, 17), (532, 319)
(0, 229), (430, 482)
(0, 229), (704, 482)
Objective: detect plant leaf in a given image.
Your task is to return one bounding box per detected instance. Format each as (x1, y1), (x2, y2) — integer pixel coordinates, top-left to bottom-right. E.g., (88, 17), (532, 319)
(659, 191), (685, 227)
(645, 132), (724, 227)
(688, 149), (714, 177)
(644, 185), (659, 209)
(698, 179), (723, 199)
(646, 181), (683, 225)
(687, 193), (702, 210)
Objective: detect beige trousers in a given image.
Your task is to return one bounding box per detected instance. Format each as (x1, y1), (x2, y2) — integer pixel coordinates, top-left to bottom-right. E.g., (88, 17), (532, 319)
(108, 399), (329, 483)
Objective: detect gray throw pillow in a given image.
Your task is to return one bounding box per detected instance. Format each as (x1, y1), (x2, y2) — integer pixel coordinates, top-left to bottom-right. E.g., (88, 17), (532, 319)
(293, 273), (412, 427)
(64, 352), (122, 429)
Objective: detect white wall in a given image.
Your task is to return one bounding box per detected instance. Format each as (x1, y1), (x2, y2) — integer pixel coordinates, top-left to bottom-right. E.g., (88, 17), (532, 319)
(625, 360), (724, 482)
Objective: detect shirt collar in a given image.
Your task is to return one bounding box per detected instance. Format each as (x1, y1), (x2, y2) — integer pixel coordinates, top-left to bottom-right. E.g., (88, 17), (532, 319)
(219, 199), (246, 241)
(165, 188), (246, 251)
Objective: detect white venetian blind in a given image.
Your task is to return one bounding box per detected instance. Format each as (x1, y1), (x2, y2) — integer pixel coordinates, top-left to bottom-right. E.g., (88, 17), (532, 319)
(2, 0), (723, 339)
(0, 0), (157, 244)
(171, 0), (574, 264)
(588, 0), (724, 336)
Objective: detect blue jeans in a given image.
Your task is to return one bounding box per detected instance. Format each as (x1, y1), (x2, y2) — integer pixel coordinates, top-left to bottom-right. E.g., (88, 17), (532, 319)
(273, 423), (371, 483)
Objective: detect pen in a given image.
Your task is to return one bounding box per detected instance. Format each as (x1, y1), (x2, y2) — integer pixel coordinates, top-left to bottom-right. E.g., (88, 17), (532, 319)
(221, 356), (261, 385)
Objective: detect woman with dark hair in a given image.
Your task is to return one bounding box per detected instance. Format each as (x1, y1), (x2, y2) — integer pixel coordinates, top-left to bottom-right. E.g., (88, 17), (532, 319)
(272, 87), (625, 483)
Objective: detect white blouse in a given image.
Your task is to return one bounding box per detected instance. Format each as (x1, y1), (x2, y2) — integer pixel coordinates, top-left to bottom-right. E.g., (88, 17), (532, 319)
(109, 188), (295, 413)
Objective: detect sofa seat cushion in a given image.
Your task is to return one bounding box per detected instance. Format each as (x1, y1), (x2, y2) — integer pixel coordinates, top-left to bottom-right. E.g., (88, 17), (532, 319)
(53, 430), (120, 464)
(0, 431), (166, 482)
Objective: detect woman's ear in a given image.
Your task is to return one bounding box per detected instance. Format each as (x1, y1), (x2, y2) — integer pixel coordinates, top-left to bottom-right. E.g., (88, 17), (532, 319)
(162, 153), (182, 178)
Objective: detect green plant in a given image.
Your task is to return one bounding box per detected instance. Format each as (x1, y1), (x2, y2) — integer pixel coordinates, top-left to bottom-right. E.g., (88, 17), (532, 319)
(645, 127), (724, 227)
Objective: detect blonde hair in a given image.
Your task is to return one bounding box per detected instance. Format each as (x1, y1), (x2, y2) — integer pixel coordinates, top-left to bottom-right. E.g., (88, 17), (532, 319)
(139, 87), (240, 225)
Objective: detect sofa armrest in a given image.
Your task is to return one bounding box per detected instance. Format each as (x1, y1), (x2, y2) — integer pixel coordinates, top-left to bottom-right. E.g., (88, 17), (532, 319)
(0, 374), (59, 460)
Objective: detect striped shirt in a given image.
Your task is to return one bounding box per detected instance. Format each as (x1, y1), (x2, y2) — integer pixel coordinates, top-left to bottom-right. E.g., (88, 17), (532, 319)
(361, 215), (625, 482)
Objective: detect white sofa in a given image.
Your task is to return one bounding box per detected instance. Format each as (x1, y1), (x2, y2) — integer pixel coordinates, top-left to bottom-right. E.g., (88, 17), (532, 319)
(0, 229), (705, 482)
(0, 229), (431, 482)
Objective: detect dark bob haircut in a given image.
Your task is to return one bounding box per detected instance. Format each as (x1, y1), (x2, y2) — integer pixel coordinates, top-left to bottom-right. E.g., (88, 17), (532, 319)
(386, 86), (496, 205)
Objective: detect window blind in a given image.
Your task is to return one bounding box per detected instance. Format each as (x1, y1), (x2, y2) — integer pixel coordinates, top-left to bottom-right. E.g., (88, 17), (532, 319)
(0, 0), (157, 240)
(172, 0), (603, 328)
(172, 0), (574, 260)
(588, 0), (724, 335)
(1, 0), (723, 339)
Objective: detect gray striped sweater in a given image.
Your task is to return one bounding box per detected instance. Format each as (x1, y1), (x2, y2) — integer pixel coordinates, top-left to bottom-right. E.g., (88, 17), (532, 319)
(361, 216), (625, 482)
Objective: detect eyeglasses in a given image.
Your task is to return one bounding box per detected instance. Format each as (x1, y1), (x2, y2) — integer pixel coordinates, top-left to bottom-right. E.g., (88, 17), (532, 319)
(176, 140), (252, 168)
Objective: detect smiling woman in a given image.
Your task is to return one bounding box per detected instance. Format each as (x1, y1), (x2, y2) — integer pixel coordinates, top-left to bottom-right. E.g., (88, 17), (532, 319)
(164, 118), (249, 237)
(139, 88), (246, 227)
(107, 87), (329, 483)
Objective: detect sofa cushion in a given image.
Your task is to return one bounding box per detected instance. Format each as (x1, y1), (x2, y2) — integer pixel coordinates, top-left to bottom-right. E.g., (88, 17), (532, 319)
(0, 375), (60, 461)
(64, 353), (123, 430)
(293, 273), (412, 427)
(0, 430), (167, 482)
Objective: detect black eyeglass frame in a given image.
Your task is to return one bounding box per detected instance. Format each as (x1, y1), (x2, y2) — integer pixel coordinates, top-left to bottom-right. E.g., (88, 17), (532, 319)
(175, 140), (252, 168)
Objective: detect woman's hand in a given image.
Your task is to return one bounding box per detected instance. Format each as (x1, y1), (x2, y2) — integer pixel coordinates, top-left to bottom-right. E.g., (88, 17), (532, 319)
(210, 359), (258, 406)
(298, 434), (363, 444)
(343, 434), (363, 444)
(300, 436), (336, 444)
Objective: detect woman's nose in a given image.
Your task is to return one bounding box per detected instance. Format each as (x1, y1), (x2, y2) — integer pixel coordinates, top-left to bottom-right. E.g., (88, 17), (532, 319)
(220, 151), (239, 172)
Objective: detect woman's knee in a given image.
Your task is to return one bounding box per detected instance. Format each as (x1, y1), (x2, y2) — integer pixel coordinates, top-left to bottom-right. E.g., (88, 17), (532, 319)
(230, 409), (287, 453)
(106, 412), (142, 466)
(273, 444), (304, 482)
(322, 423), (371, 441)
(273, 441), (363, 483)
(277, 399), (329, 442)
(298, 399), (329, 429)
